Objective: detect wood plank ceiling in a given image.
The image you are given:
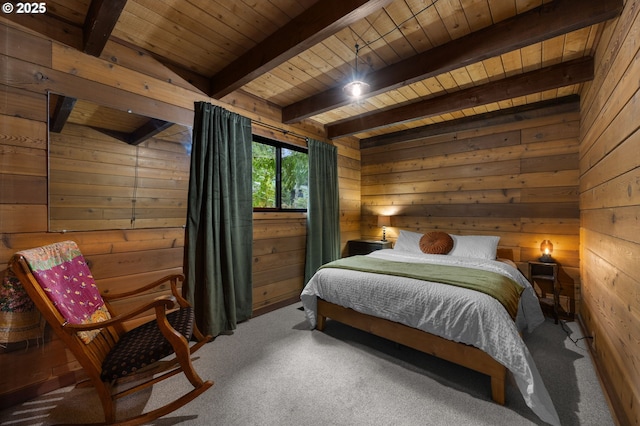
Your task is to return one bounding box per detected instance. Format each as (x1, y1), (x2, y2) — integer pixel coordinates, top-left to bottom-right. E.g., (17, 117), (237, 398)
(5, 0), (623, 142)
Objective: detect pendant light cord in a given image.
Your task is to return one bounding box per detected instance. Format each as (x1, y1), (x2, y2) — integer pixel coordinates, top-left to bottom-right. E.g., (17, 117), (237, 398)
(352, 0), (441, 54)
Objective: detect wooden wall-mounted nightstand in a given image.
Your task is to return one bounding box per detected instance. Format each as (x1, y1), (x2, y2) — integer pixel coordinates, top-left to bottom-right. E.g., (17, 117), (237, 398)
(347, 239), (392, 256)
(528, 261), (560, 324)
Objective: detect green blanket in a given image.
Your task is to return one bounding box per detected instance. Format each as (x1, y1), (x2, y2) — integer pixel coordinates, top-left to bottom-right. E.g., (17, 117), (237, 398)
(320, 256), (524, 319)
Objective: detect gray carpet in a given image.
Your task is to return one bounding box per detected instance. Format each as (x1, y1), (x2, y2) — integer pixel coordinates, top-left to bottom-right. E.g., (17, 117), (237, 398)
(0, 304), (615, 425)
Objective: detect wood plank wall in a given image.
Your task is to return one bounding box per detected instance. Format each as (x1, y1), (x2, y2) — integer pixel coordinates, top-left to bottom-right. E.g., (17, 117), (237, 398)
(337, 135), (362, 252)
(578, 0), (640, 423)
(0, 20), (359, 405)
(360, 104), (581, 316)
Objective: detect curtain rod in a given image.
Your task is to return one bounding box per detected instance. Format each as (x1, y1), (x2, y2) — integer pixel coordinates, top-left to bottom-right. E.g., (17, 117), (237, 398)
(252, 120), (310, 142)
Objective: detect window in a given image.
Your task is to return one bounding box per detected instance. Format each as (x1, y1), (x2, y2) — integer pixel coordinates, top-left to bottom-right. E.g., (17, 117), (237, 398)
(252, 135), (308, 211)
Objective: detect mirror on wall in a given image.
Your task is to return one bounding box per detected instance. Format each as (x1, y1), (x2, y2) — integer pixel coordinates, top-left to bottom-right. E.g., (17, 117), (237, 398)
(47, 93), (192, 232)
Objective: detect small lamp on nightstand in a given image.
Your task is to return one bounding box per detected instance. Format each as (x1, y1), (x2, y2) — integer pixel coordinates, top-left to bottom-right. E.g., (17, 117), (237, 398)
(539, 239), (554, 263)
(377, 215), (391, 242)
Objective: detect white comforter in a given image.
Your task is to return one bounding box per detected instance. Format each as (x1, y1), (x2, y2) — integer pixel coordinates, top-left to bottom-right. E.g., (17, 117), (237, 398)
(300, 249), (560, 426)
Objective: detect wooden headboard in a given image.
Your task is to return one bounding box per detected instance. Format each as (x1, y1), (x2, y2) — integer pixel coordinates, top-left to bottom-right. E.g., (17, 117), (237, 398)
(497, 248), (514, 261)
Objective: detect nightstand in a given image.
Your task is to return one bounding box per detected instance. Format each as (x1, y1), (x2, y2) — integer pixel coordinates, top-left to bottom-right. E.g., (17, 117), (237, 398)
(528, 261), (560, 324)
(347, 239), (392, 256)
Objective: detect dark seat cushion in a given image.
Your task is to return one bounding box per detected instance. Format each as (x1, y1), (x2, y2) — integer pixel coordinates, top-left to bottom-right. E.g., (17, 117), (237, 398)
(101, 307), (194, 381)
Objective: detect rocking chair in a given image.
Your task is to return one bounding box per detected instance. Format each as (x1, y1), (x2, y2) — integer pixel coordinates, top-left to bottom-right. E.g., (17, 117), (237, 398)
(9, 241), (213, 424)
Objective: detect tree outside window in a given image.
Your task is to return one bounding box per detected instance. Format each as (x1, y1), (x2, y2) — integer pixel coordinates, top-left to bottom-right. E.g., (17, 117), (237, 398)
(252, 136), (308, 211)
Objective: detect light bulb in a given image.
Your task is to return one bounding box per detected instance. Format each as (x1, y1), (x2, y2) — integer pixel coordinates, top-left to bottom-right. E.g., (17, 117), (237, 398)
(344, 80), (369, 99)
(351, 82), (362, 97)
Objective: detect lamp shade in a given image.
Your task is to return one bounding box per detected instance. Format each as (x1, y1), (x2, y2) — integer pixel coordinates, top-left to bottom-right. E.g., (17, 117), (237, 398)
(377, 216), (391, 227)
(540, 240), (553, 255)
(344, 43), (369, 99)
(539, 239), (554, 262)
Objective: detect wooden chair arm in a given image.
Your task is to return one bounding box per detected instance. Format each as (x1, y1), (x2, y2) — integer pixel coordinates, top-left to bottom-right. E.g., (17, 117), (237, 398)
(61, 295), (177, 332)
(167, 275), (191, 309)
(102, 274), (185, 300)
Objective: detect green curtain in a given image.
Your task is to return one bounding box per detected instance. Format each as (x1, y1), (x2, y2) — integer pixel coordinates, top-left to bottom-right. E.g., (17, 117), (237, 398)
(184, 102), (253, 337)
(304, 139), (341, 283)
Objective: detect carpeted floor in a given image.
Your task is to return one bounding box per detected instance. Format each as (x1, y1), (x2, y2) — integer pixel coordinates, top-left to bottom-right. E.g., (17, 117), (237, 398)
(0, 304), (615, 425)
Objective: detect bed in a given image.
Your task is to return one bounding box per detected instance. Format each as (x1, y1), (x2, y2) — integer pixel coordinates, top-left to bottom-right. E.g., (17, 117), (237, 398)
(300, 230), (560, 426)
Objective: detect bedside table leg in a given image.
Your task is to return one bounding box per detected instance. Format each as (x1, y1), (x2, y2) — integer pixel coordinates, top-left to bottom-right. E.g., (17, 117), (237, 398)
(553, 287), (560, 324)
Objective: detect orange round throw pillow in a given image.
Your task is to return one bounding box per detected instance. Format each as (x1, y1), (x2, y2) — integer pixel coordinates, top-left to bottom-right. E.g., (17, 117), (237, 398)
(419, 231), (454, 254)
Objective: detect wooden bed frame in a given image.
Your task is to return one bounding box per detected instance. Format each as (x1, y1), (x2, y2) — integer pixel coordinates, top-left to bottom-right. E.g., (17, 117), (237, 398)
(316, 298), (507, 405)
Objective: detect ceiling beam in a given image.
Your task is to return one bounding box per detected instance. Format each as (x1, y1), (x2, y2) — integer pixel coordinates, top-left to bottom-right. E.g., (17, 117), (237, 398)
(128, 119), (173, 145)
(327, 57), (593, 139)
(83, 0), (128, 56)
(209, 0), (394, 99)
(93, 118), (173, 145)
(2, 0), (126, 57)
(49, 96), (77, 133)
(360, 95), (580, 148)
(283, 0), (622, 123)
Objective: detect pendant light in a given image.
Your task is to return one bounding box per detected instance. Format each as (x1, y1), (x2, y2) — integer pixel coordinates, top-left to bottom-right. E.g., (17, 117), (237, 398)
(343, 43), (369, 99)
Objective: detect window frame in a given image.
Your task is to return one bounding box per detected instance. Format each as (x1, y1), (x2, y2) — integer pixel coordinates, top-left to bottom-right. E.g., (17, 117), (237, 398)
(252, 134), (308, 213)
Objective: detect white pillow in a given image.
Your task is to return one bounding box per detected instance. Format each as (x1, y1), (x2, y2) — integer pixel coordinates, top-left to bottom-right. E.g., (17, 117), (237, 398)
(393, 230), (424, 254)
(448, 235), (500, 260)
